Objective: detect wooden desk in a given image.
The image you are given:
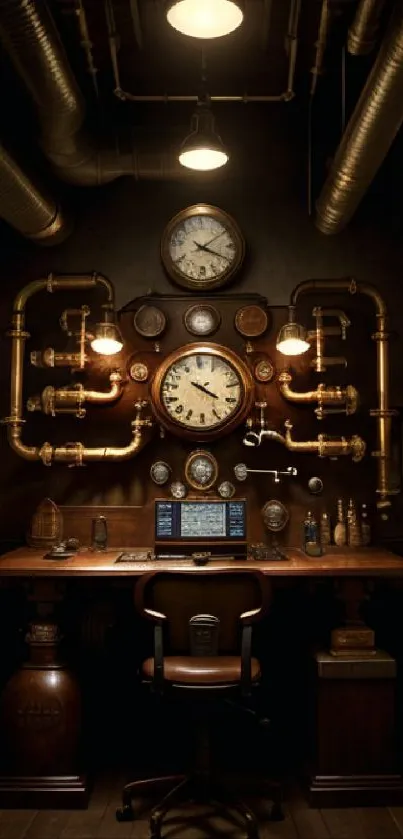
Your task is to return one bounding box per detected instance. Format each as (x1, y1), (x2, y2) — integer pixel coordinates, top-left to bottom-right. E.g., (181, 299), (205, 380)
(1, 545), (403, 810)
(1, 545), (403, 576)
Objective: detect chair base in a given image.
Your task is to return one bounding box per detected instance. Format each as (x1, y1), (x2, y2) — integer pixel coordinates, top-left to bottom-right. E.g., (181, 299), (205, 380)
(116, 772), (283, 838)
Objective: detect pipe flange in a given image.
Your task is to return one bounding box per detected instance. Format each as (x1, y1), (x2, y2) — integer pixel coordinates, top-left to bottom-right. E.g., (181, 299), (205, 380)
(277, 371), (292, 383)
(372, 331), (389, 341)
(39, 442), (53, 466)
(7, 329), (30, 339)
(1, 416), (26, 426)
(351, 435), (366, 463)
(370, 408), (398, 417)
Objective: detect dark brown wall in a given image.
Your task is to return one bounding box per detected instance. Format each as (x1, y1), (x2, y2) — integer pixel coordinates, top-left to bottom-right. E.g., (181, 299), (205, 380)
(1, 110), (403, 548)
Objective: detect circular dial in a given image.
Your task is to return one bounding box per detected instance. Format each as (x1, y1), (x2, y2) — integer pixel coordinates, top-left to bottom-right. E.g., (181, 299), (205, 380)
(161, 204), (245, 290)
(235, 305), (269, 338)
(150, 461), (171, 486)
(133, 305), (166, 338)
(151, 344), (254, 441)
(262, 500), (289, 532)
(184, 304), (221, 337)
(218, 481), (235, 499)
(185, 450), (218, 491)
(170, 481), (187, 499)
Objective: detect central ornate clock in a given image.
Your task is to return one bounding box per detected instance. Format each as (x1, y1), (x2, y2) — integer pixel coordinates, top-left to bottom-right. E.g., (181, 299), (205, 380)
(150, 344), (254, 441)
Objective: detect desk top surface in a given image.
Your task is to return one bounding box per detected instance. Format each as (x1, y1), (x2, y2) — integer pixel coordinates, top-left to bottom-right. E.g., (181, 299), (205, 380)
(1, 546), (403, 577)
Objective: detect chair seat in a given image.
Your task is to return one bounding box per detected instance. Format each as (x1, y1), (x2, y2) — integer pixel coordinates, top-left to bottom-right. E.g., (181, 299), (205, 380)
(142, 655), (261, 685)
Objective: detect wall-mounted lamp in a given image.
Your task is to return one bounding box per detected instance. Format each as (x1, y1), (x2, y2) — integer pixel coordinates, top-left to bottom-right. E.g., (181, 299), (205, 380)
(90, 313), (123, 356)
(276, 309), (310, 356)
(166, 0), (244, 39)
(179, 98), (229, 171)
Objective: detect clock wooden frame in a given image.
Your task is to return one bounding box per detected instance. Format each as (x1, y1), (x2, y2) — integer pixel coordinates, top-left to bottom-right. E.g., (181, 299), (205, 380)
(150, 343), (254, 441)
(160, 204), (245, 291)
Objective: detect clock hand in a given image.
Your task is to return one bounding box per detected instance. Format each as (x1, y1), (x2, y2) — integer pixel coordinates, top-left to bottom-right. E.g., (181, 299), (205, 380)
(192, 241), (230, 261)
(203, 230), (226, 248)
(191, 381), (218, 399)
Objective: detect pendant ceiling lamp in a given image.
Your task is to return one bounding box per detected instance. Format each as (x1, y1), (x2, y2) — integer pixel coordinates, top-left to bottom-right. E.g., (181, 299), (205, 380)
(276, 310), (310, 357)
(179, 98), (229, 171)
(166, 0), (244, 39)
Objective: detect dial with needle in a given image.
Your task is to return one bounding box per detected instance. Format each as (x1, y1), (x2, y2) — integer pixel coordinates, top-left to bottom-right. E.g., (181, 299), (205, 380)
(193, 241), (230, 261)
(191, 381), (218, 399)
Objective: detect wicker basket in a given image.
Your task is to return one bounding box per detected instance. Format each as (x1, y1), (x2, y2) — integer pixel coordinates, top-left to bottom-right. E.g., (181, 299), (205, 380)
(26, 498), (63, 548)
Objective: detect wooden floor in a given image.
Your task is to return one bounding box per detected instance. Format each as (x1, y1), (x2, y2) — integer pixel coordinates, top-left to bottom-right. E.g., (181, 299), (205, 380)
(2, 776), (403, 839)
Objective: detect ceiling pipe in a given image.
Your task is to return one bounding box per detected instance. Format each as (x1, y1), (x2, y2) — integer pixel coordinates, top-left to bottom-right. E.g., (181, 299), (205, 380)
(315, 0), (403, 234)
(0, 0), (188, 186)
(0, 143), (69, 243)
(348, 0), (388, 55)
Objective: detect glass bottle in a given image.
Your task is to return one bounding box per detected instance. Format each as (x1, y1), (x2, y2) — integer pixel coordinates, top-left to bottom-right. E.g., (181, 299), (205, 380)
(333, 499), (347, 547)
(320, 511), (331, 547)
(361, 504), (371, 547)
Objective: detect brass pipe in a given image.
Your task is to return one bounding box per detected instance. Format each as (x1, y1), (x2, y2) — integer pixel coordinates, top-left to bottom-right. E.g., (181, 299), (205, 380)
(288, 277), (395, 510)
(30, 349), (89, 368)
(27, 372), (124, 418)
(278, 371), (358, 418)
(315, 2), (403, 234)
(348, 0), (388, 56)
(3, 273), (147, 465)
(284, 421), (366, 462)
(37, 401), (152, 466)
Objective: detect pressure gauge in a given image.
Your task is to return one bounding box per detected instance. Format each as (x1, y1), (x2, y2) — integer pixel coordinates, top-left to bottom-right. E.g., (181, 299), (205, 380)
(218, 481), (235, 499)
(262, 500), (289, 532)
(185, 450), (218, 491)
(170, 481), (187, 499)
(184, 304), (221, 337)
(234, 463), (248, 482)
(150, 461), (171, 486)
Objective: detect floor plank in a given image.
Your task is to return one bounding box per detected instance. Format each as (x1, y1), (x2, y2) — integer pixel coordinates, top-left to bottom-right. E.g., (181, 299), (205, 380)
(0, 811), (37, 839)
(321, 808), (367, 839)
(388, 808), (403, 837)
(354, 807), (401, 839)
(25, 810), (72, 839)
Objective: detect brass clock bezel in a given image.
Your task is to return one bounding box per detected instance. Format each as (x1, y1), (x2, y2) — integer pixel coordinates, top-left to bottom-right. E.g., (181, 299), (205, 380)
(150, 343), (254, 441)
(185, 450), (219, 491)
(161, 204), (245, 291)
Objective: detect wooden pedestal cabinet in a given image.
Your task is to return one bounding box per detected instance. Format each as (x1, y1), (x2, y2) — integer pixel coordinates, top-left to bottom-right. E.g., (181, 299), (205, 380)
(308, 650), (403, 807)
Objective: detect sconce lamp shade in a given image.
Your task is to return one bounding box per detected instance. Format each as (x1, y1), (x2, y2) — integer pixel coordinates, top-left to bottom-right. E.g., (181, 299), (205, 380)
(91, 321), (123, 356)
(179, 103), (229, 171)
(276, 321), (310, 356)
(166, 0), (243, 39)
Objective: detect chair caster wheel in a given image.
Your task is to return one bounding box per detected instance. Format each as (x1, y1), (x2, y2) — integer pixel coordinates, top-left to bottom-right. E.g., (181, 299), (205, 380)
(270, 802), (284, 821)
(116, 805), (134, 822)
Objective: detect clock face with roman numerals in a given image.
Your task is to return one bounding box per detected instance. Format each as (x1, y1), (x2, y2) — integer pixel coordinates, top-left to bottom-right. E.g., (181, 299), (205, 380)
(151, 344), (254, 441)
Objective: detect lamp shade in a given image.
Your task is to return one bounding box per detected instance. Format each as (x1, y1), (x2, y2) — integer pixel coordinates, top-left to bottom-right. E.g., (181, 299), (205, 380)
(91, 321), (123, 356)
(166, 0), (243, 39)
(276, 322), (310, 356)
(179, 104), (229, 171)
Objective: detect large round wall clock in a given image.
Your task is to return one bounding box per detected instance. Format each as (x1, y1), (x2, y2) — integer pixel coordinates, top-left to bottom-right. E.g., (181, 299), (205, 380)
(161, 204), (245, 291)
(150, 343), (254, 441)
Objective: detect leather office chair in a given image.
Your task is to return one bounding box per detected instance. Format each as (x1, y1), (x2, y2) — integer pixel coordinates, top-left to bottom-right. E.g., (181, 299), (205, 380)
(116, 569), (283, 837)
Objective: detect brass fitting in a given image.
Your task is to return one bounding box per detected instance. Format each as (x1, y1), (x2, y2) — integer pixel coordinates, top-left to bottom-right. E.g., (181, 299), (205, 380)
(284, 420), (366, 462)
(27, 372), (124, 418)
(278, 371), (359, 420)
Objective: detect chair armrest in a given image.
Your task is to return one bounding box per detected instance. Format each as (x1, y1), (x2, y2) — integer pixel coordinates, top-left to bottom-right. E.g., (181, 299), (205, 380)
(240, 607), (261, 624)
(144, 607), (167, 623)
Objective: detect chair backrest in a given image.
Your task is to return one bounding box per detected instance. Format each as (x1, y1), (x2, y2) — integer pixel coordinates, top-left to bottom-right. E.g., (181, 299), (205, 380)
(135, 570), (271, 654)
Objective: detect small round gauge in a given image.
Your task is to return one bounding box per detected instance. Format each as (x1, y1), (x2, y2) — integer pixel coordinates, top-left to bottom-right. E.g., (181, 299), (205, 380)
(185, 450), (218, 491)
(308, 476), (324, 495)
(262, 500), (289, 532)
(218, 481), (235, 499)
(133, 305), (166, 338)
(150, 461), (171, 486)
(161, 204), (245, 291)
(170, 481), (187, 499)
(184, 304), (221, 337)
(254, 357), (275, 383)
(235, 305), (269, 338)
(129, 362), (149, 382)
(234, 463), (248, 482)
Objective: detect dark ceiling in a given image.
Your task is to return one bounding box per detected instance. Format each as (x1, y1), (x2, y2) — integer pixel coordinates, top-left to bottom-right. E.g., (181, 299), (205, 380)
(52, 0), (358, 105)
